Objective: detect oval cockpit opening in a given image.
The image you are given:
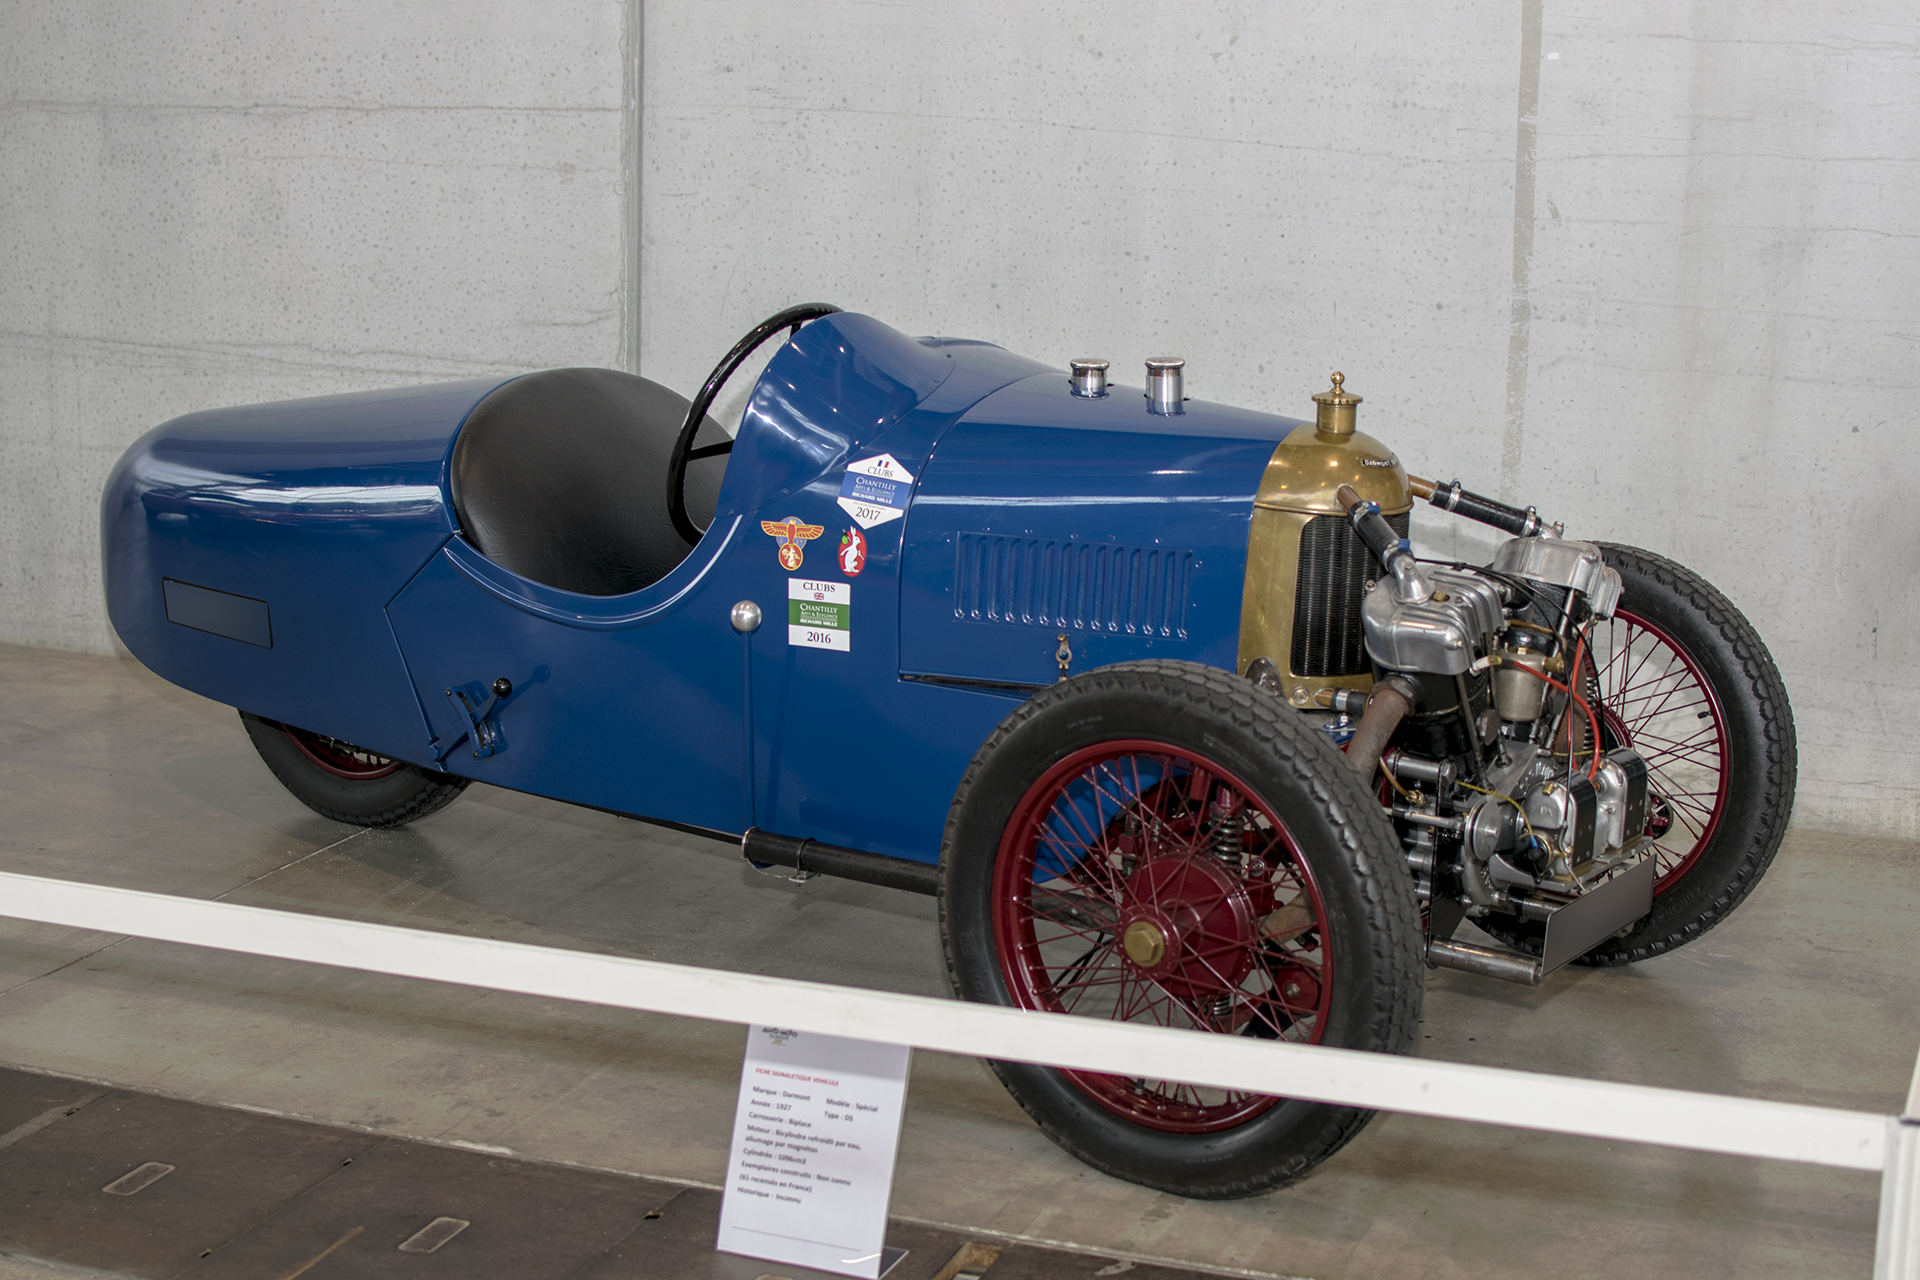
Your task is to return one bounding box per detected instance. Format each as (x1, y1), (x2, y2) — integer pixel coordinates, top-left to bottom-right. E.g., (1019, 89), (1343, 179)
(449, 368), (729, 596)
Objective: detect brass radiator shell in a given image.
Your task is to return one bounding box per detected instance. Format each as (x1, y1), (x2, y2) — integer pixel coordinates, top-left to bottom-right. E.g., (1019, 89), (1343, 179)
(1237, 421), (1412, 707)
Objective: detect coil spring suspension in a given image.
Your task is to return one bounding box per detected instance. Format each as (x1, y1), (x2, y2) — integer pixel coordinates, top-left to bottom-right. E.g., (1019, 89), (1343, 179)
(1208, 794), (1246, 1025)
(1208, 795), (1245, 869)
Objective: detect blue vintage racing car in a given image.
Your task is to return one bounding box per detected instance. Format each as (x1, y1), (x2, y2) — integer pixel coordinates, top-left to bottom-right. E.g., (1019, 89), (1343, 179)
(101, 305), (1795, 1198)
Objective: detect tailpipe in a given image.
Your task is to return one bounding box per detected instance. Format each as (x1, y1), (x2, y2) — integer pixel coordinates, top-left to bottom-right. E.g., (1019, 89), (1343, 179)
(1427, 936), (1544, 986)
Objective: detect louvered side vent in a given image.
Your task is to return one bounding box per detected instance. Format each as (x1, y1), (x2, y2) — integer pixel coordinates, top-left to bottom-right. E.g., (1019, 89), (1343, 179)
(953, 535), (1192, 638)
(1290, 511), (1411, 677)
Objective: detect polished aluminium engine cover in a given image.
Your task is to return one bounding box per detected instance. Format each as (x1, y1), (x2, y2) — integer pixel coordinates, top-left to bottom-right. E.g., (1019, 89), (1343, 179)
(1359, 567), (1504, 675)
(1490, 536), (1623, 617)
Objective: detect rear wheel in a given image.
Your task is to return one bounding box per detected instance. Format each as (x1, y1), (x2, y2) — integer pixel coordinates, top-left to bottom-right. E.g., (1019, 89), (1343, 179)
(240, 711), (468, 827)
(940, 661), (1421, 1198)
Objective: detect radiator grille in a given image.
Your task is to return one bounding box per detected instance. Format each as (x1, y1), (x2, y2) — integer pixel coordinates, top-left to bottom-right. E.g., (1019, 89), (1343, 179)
(1290, 511), (1410, 677)
(953, 534), (1192, 638)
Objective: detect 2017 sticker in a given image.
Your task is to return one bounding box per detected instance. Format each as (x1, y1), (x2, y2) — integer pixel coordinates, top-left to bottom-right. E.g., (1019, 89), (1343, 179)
(762, 517), (825, 571)
(836, 454), (913, 529)
(837, 526), (866, 577)
(788, 579), (849, 652)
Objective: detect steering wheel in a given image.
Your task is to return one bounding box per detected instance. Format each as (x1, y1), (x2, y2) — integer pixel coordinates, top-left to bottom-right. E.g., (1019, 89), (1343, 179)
(666, 302), (843, 543)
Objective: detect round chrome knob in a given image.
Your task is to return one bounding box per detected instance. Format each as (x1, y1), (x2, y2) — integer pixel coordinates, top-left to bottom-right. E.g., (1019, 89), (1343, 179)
(1144, 357), (1185, 414)
(730, 600), (763, 634)
(1069, 359), (1110, 399)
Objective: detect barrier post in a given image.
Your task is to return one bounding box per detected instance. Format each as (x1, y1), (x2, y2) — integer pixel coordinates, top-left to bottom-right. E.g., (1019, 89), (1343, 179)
(1876, 1049), (1920, 1280)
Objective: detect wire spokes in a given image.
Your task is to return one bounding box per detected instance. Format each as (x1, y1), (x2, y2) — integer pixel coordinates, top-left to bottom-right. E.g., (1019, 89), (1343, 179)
(994, 740), (1334, 1133)
(1588, 609), (1728, 891)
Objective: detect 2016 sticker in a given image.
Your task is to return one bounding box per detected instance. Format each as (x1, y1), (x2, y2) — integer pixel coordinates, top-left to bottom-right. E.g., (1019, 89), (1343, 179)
(762, 517), (825, 571)
(837, 526), (866, 577)
(788, 578), (850, 652)
(836, 454), (913, 529)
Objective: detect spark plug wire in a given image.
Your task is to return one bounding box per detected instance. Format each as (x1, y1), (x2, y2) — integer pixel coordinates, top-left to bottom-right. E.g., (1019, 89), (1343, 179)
(1565, 630), (1592, 779)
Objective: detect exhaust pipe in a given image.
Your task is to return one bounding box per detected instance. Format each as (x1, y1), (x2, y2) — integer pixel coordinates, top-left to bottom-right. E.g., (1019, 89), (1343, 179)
(1427, 936), (1543, 985)
(1345, 674), (1419, 781)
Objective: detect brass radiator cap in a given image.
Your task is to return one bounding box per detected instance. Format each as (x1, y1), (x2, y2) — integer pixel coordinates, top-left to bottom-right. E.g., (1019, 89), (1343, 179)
(1312, 370), (1362, 435)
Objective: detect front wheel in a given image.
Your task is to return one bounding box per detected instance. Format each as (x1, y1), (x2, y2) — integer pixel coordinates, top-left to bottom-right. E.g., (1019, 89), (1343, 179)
(1579, 543), (1796, 960)
(940, 661), (1422, 1199)
(240, 711), (469, 827)
(1484, 544), (1796, 965)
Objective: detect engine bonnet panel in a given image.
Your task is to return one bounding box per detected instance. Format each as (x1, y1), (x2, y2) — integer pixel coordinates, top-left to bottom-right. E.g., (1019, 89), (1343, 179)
(899, 373), (1298, 687)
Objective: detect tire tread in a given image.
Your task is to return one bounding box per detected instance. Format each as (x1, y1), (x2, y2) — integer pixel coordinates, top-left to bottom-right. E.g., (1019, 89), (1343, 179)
(240, 711), (469, 828)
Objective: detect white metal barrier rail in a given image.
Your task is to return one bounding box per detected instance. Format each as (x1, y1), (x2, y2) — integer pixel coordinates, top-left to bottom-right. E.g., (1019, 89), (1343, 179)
(0, 870), (1911, 1276)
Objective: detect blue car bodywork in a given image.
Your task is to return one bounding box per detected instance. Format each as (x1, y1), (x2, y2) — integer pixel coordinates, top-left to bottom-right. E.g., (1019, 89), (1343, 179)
(102, 313), (1300, 864)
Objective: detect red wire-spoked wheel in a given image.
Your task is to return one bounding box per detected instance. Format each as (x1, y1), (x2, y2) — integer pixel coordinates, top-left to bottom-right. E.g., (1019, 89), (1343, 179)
(991, 740), (1334, 1135)
(1587, 607), (1729, 893)
(282, 725), (405, 781)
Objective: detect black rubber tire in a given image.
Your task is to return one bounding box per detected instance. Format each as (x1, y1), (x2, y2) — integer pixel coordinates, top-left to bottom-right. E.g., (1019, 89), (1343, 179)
(240, 711), (469, 827)
(1485, 543), (1796, 965)
(939, 660), (1423, 1199)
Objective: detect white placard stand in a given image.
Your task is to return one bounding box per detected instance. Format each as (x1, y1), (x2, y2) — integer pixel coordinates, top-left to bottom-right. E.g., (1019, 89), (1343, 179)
(717, 1025), (912, 1279)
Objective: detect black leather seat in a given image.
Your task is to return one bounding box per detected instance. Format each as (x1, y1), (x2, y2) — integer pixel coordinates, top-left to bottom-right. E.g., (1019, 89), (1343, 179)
(450, 368), (728, 596)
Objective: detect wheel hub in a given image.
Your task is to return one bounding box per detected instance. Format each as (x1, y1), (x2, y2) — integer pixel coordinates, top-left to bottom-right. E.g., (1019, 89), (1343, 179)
(283, 725), (404, 781)
(1644, 791), (1675, 838)
(1116, 855), (1258, 999)
(1121, 919), (1167, 967)
(1271, 961), (1322, 1013)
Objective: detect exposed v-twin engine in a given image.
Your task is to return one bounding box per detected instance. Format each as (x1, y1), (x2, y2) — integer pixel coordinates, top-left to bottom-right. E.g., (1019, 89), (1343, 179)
(1326, 482), (1656, 983)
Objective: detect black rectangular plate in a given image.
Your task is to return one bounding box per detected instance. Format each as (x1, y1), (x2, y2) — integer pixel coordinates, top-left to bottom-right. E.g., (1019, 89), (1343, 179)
(163, 578), (272, 648)
(1543, 855), (1655, 974)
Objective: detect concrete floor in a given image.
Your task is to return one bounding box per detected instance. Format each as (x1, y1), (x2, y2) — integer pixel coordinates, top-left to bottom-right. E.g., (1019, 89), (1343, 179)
(0, 642), (1913, 1279)
(0, 1064), (1220, 1280)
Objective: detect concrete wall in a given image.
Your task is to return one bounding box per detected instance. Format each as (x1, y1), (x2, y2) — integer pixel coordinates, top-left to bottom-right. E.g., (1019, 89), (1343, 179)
(5, 1), (1914, 837)
(0, 0), (636, 649)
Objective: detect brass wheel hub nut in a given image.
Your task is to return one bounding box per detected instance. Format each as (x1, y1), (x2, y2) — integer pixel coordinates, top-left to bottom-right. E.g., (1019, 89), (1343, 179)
(1122, 919), (1168, 967)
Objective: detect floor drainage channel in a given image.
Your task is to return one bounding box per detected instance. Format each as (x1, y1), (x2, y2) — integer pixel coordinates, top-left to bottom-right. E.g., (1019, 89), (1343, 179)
(0, 1065), (1266, 1280)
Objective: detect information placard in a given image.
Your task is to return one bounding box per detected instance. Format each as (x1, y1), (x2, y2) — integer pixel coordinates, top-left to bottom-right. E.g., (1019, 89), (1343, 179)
(716, 1026), (911, 1279)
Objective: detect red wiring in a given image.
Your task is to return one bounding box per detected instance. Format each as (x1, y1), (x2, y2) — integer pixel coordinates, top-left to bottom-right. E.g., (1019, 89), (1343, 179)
(1506, 653), (1602, 780)
(1567, 631), (1590, 777)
